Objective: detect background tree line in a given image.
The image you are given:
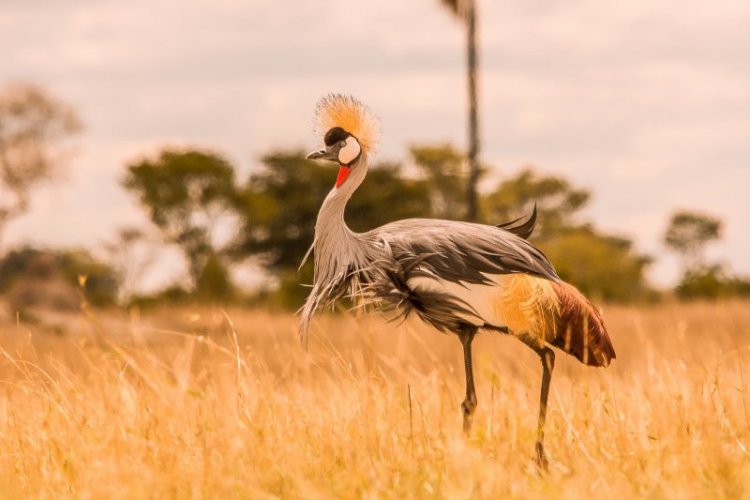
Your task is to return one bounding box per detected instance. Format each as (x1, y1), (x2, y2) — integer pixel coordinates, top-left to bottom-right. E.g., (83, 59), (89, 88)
(1, 83), (748, 319)
(118, 143), (748, 308)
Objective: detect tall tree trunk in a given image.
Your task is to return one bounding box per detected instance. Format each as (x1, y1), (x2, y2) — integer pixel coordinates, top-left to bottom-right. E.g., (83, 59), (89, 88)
(465, 0), (480, 221)
(0, 219), (5, 257)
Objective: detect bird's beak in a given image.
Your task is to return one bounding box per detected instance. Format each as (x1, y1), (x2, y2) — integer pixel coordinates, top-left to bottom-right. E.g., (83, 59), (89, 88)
(306, 145), (337, 161)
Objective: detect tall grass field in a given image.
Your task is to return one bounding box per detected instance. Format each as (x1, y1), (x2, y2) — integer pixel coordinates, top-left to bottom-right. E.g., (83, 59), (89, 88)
(0, 301), (749, 497)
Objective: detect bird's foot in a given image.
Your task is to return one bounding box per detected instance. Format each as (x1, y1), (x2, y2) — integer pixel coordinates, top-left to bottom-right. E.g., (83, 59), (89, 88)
(462, 414), (473, 434)
(461, 399), (475, 434)
(535, 442), (549, 471)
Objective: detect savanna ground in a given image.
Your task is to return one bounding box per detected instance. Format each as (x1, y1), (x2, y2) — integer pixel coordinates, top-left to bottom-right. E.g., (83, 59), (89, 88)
(0, 300), (749, 498)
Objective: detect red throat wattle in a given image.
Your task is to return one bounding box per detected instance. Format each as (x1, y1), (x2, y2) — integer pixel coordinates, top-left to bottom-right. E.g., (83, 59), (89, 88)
(335, 165), (350, 188)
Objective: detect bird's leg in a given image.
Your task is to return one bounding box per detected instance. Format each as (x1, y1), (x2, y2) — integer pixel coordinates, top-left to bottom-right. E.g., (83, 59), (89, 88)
(458, 327), (478, 433)
(534, 346), (555, 469)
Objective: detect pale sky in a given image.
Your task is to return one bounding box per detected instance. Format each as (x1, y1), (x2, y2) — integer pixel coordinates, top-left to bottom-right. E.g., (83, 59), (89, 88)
(1, 0), (748, 289)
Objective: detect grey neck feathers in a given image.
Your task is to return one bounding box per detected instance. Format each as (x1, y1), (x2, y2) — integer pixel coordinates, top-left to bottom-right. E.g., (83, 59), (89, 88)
(312, 153), (370, 281)
(299, 153), (373, 344)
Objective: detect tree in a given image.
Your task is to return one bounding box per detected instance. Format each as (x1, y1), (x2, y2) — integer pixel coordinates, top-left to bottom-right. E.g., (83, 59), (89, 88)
(483, 167), (652, 300)
(0, 247), (119, 311)
(662, 210), (750, 299)
(540, 227), (652, 302)
(410, 144), (466, 219)
(664, 210), (722, 272)
(195, 254), (235, 302)
(675, 265), (728, 300)
(103, 226), (158, 303)
(0, 83), (81, 250)
(482, 167), (590, 239)
(233, 150), (431, 307)
(439, 0), (481, 221)
(122, 149), (238, 294)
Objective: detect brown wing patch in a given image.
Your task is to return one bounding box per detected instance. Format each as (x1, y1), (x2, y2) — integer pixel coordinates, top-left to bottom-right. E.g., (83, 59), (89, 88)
(550, 282), (616, 367)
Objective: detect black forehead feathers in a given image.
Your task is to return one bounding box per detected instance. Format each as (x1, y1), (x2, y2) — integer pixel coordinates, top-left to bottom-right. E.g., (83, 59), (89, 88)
(324, 127), (350, 146)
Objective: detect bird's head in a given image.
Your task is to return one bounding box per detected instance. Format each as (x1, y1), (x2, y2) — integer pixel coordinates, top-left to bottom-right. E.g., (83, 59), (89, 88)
(306, 126), (361, 165)
(306, 94), (379, 188)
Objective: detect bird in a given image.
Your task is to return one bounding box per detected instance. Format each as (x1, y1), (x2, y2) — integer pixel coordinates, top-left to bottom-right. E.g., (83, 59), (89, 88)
(300, 94), (616, 467)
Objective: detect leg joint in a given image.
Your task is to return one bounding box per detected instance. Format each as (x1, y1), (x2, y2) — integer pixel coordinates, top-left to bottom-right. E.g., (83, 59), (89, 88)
(457, 324), (477, 345)
(540, 347), (555, 371)
(461, 394), (477, 416)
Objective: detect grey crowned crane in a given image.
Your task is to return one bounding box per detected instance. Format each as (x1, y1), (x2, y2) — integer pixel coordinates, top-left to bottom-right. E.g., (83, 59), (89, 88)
(300, 94), (615, 467)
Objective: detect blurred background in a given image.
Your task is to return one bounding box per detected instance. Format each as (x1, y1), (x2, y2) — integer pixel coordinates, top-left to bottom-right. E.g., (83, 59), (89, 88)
(1, 0), (748, 318)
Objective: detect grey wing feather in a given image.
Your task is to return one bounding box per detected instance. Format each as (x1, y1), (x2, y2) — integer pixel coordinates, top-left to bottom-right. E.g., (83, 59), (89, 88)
(367, 218), (560, 286)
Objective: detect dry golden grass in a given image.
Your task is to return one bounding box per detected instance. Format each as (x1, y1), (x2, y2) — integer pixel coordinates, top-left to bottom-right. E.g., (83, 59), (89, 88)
(1, 301), (749, 498)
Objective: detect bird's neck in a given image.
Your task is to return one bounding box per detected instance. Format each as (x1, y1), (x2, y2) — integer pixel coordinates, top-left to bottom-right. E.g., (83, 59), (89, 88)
(313, 154), (369, 274)
(315, 154), (368, 237)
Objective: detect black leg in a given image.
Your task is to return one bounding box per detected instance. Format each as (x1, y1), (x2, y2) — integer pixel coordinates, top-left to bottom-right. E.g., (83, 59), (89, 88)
(517, 336), (556, 469)
(458, 327), (478, 433)
(534, 346), (555, 469)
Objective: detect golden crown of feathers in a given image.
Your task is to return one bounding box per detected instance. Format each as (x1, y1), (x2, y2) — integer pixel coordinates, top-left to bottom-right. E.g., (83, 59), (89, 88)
(314, 94), (380, 154)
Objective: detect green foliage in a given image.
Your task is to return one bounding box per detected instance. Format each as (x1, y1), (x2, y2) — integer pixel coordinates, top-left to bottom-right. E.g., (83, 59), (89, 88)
(233, 150), (432, 307)
(346, 162), (432, 232)
(661, 209), (750, 299)
(231, 150), (654, 306)
(232, 152), (332, 273)
(60, 250), (119, 307)
(539, 228), (653, 302)
(195, 254), (235, 302)
(0, 247), (118, 308)
(273, 269), (313, 310)
(410, 144), (467, 219)
(664, 210), (722, 271)
(675, 265), (750, 300)
(128, 285), (191, 310)
(479, 167), (651, 301)
(483, 168), (589, 239)
(675, 266), (727, 300)
(122, 149), (238, 295)
(0, 83), (81, 247)
(121, 145), (657, 307)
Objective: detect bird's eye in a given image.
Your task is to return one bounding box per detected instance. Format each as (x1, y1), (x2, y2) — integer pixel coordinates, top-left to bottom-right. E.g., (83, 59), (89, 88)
(340, 141), (346, 147)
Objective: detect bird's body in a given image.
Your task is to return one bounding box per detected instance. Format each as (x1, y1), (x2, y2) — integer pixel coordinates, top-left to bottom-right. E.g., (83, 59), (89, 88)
(301, 94), (615, 467)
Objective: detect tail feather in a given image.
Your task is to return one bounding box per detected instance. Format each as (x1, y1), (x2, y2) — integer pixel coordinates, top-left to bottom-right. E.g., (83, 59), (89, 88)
(550, 282), (615, 367)
(496, 203), (537, 240)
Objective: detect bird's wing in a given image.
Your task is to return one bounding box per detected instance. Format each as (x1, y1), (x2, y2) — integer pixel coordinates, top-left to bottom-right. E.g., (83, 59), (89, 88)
(359, 219), (558, 333)
(368, 218), (559, 286)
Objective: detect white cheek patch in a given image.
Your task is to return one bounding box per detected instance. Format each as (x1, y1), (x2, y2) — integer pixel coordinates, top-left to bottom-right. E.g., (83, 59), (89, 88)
(338, 138), (361, 165)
